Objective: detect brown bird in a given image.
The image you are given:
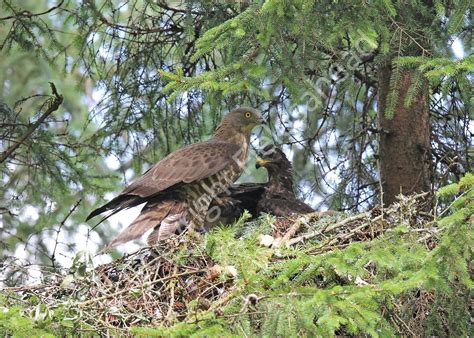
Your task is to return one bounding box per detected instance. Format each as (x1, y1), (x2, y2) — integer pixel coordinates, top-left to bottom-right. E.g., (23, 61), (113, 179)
(206, 144), (318, 226)
(255, 144), (316, 216)
(87, 107), (265, 248)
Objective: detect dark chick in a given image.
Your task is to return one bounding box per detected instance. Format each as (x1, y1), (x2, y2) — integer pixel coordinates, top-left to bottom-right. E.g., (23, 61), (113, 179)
(255, 144), (315, 216)
(207, 144), (327, 228)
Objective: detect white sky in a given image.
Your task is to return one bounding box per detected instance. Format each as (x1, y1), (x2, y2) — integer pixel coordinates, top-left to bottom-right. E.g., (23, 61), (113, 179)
(452, 38), (464, 58)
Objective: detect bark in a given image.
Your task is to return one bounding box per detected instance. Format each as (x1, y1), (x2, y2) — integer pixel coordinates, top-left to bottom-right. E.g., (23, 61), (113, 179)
(378, 62), (432, 207)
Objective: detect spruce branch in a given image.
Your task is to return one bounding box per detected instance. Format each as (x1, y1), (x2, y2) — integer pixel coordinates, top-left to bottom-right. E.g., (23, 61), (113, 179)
(0, 82), (63, 164)
(0, 0), (64, 21)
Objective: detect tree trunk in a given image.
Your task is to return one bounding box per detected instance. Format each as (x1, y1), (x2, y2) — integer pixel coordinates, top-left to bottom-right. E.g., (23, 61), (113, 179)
(377, 62), (432, 207)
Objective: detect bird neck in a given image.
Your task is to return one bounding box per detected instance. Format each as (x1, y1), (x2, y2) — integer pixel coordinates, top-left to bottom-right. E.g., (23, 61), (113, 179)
(212, 124), (251, 166)
(212, 123), (251, 146)
(267, 166), (295, 195)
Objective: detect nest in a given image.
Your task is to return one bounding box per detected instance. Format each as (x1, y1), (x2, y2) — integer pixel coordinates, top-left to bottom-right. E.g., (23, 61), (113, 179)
(93, 243), (236, 328)
(2, 192), (442, 335)
(258, 192), (435, 253)
(4, 239), (239, 334)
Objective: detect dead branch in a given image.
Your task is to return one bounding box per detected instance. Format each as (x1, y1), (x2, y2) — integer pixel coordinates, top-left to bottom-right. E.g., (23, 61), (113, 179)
(0, 83), (63, 164)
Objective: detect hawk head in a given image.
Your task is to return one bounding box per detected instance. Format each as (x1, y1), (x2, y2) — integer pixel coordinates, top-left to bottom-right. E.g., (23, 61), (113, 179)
(216, 107), (266, 135)
(255, 144), (292, 174)
(256, 144), (295, 196)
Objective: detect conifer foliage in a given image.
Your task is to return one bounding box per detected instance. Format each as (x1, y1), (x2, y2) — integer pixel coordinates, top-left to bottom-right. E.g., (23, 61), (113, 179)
(1, 175), (473, 336)
(0, 0), (472, 336)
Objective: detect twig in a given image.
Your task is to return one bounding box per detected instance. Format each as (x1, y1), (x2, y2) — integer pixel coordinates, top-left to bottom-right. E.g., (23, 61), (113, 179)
(436, 188), (471, 219)
(51, 199), (82, 268)
(417, 226), (446, 243)
(77, 269), (206, 308)
(0, 0), (64, 21)
(272, 216), (310, 248)
(392, 303), (418, 336)
(5, 283), (52, 292)
(0, 83), (63, 164)
(287, 212), (371, 246)
(156, 1), (200, 15)
(165, 266), (178, 323)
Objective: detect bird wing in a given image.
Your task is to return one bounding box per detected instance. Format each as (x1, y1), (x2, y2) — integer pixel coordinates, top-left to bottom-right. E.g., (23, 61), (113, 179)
(222, 183), (266, 216)
(122, 140), (241, 197)
(258, 197), (314, 217)
(87, 140), (241, 221)
(226, 183), (266, 197)
(106, 199), (187, 249)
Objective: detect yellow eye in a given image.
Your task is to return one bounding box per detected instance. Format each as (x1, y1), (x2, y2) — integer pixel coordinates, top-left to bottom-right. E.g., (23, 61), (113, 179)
(244, 112), (252, 118)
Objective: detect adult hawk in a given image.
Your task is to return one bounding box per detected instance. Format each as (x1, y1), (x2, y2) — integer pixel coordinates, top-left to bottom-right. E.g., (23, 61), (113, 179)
(87, 107), (265, 248)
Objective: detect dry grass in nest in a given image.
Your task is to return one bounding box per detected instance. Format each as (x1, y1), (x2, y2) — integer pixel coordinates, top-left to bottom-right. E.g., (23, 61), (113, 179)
(4, 239), (237, 334)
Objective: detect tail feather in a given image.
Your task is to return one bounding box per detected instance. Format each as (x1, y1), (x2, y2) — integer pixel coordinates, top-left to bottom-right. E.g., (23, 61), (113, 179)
(106, 200), (186, 249)
(147, 209), (187, 245)
(86, 194), (145, 222)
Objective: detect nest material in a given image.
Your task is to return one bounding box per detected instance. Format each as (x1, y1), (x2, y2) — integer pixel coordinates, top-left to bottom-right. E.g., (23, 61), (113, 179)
(93, 244), (234, 326)
(3, 192), (441, 335)
(260, 192), (434, 253)
(3, 239), (238, 334)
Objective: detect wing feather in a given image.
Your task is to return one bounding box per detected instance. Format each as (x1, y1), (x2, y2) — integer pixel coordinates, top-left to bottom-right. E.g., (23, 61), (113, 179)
(88, 140), (241, 220)
(122, 140), (240, 197)
(106, 199), (186, 249)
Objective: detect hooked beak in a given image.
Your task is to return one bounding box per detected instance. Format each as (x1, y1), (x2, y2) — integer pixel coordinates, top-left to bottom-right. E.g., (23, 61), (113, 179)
(255, 157), (271, 169)
(258, 116), (267, 125)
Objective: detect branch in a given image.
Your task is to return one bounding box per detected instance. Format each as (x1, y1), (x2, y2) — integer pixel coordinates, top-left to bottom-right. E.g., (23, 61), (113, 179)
(83, 0), (185, 35)
(287, 212), (371, 246)
(51, 199), (82, 268)
(156, 1), (200, 15)
(0, 83), (63, 164)
(0, 0), (64, 21)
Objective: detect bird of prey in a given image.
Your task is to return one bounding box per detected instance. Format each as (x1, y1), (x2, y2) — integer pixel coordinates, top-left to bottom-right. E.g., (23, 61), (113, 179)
(205, 183), (265, 227)
(206, 144), (318, 226)
(87, 107), (265, 248)
(254, 144), (316, 216)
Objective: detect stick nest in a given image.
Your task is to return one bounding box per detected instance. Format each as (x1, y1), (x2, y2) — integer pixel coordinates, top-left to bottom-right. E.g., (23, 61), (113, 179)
(3, 192), (443, 335)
